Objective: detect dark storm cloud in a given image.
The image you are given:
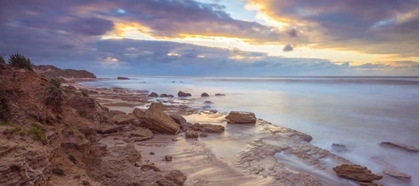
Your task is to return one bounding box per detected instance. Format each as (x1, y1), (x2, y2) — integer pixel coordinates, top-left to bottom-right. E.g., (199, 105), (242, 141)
(248, 0), (419, 57)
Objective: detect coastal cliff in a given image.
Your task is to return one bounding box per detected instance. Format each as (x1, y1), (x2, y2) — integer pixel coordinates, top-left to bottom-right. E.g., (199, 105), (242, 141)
(33, 65), (96, 79)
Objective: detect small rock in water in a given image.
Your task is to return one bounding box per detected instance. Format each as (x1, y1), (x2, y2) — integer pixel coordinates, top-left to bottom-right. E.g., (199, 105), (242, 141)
(165, 155), (173, 161)
(333, 164), (382, 182)
(150, 152), (155, 155)
(148, 92), (159, 97)
(204, 101), (214, 104)
(380, 142), (419, 152)
(201, 92), (209, 97)
(332, 143), (349, 152)
(172, 138), (178, 141)
(383, 168), (411, 180)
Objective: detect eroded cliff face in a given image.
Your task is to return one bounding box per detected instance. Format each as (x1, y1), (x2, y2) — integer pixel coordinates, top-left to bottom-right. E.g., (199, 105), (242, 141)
(0, 63), (184, 186)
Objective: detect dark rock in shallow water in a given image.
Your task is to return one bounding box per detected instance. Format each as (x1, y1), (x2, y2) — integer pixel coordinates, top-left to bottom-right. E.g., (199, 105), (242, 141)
(333, 164), (382, 182)
(215, 93), (225, 96)
(117, 76), (130, 80)
(168, 94), (174, 98)
(332, 143), (349, 152)
(160, 93), (168, 97)
(201, 93), (209, 97)
(225, 111), (256, 124)
(204, 101), (214, 104)
(178, 91), (191, 97)
(148, 92), (159, 97)
(383, 168), (411, 180)
(380, 142), (419, 152)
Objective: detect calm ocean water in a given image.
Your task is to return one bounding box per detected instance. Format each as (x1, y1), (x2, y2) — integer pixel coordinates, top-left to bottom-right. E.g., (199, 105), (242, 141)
(81, 76), (419, 185)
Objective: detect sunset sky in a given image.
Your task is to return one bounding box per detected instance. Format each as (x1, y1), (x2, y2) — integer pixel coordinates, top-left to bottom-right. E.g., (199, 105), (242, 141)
(0, 0), (418, 76)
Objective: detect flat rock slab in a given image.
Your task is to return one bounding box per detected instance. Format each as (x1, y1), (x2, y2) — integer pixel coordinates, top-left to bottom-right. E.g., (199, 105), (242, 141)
(112, 114), (136, 125)
(383, 168), (411, 180)
(95, 125), (124, 134)
(225, 111), (256, 124)
(333, 164), (383, 182)
(380, 142), (419, 152)
(190, 123), (225, 133)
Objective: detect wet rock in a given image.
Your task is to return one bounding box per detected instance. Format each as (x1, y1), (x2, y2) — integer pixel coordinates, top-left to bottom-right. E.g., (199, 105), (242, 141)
(148, 92), (159, 97)
(333, 164), (382, 182)
(204, 101), (214, 104)
(177, 91), (191, 97)
(215, 93), (225, 96)
(117, 76), (130, 80)
(160, 93), (168, 97)
(185, 129), (199, 138)
(165, 155), (173, 161)
(139, 102), (180, 134)
(95, 124), (124, 134)
(199, 132), (208, 137)
(191, 123), (225, 133)
(332, 143), (349, 152)
(165, 170), (187, 186)
(201, 93), (209, 97)
(112, 114), (136, 125)
(383, 168), (411, 180)
(380, 142), (419, 152)
(167, 94), (174, 98)
(225, 111), (256, 124)
(150, 152), (155, 155)
(170, 114), (186, 125)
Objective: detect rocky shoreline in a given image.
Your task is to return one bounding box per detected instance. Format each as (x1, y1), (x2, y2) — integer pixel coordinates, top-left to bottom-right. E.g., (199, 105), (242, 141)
(0, 63), (414, 186)
(67, 80), (393, 186)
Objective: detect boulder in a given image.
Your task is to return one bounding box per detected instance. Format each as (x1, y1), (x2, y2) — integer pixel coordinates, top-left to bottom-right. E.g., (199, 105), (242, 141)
(165, 155), (173, 161)
(204, 101), (214, 104)
(112, 114), (136, 125)
(383, 168), (411, 180)
(139, 102), (180, 134)
(225, 111), (256, 124)
(201, 93), (209, 97)
(177, 91), (191, 97)
(148, 92), (159, 97)
(170, 114), (186, 125)
(95, 125), (124, 134)
(190, 123), (225, 133)
(333, 164), (382, 182)
(380, 142), (419, 152)
(160, 93), (168, 97)
(130, 127), (153, 141)
(132, 108), (145, 118)
(165, 170), (187, 186)
(168, 94), (174, 98)
(215, 93), (225, 96)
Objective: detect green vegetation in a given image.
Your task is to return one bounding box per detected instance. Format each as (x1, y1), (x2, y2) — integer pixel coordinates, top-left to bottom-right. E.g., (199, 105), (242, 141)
(1, 121), (26, 136)
(45, 87), (63, 113)
(8, 54), (33, 71)
(0, 90), (11, 123)
(49, 78), (61, 88)
(29, 124), (45, 143)
(68, 154), (77, 164)
(76, 109), (86, 118)
(52, 168), (65, 176)
(81, 91), (88, 97)
(82, 181), (91, 186)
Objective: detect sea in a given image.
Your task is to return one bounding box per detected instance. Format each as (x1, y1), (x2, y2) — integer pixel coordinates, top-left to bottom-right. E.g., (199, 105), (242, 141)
(80, 76), (419, 185)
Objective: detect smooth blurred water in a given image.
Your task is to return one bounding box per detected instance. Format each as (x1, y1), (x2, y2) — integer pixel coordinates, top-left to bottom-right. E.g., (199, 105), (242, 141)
(81, 76), (419, 185)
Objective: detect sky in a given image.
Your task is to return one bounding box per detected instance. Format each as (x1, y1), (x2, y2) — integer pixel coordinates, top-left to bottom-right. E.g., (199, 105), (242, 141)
(0, 0), (418, 76)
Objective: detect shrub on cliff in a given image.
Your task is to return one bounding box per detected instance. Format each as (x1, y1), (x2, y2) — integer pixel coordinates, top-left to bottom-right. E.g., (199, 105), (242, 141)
(0, 90), (11, 123)
(29, 124), (45, 143)
(49, 78), (61, 88)
(45, 87), (63, 113)
(8, 53), (34, 71)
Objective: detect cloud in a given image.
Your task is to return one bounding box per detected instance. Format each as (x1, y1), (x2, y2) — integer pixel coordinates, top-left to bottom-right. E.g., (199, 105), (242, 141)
(246, 0), (419, 57)
(283, 44), (293, 52)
